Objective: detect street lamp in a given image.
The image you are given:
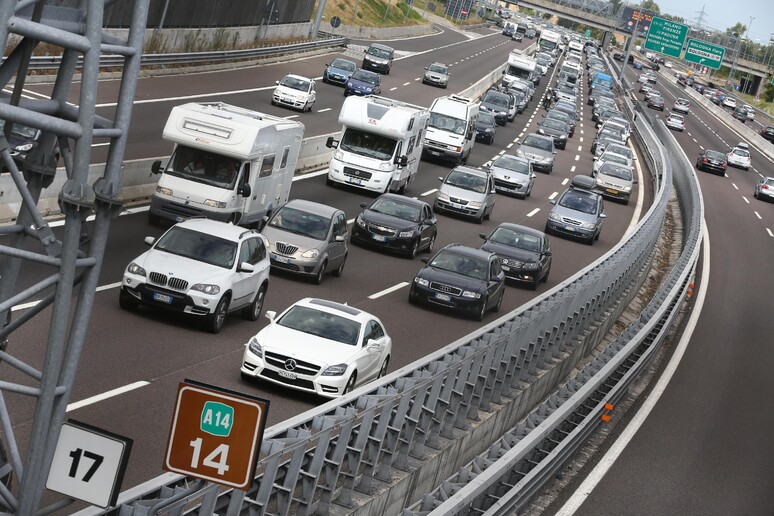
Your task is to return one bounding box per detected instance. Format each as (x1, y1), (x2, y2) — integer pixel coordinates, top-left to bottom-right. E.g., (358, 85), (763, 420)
(728, 16), (754, 91)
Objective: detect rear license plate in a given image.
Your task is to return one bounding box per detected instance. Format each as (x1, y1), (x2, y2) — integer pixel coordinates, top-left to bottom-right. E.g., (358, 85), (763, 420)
(372, 235), (386, 242)
(272, 254), (292, 264)
(435, 293), (451, 301)
(606, 188), (619, 194)
(277, 369), (297, 380)
(152, 292), (173, 304)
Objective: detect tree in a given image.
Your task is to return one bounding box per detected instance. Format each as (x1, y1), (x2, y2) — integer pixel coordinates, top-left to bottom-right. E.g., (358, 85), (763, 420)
(725, 22), (747, 37)
(637, 0), (660, 14)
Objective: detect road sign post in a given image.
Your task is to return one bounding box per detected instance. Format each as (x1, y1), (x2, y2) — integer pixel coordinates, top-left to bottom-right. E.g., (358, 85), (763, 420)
(684, 38), (725, 70)
(164, 380), (269, 490)
(643, 16), (689, 59)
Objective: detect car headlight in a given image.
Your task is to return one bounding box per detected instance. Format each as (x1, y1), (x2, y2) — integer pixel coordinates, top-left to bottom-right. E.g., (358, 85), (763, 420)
(126, 262), (146, 276)
(191, 283), (221, 295)
(334, 150), (344, 161)
(560, 134), (568, 140)
(399, 230), (414, 238)
(414, 277), (429, 287)
(549, 212), (562, 222)
(247, 336), (263, 358)
(499, 111), (507, 116)
(623, 185), (632, 192)
(156, 186), (173, 196)
(15, 143), (33, 152)
(322, 363), (349, 376)
(538, 128), (546, 134)
(356, 215), (366, 228)
(301, 249), (319, 259)
(379, 162), (393, 171)
(203, 199), (227, 209)
(581, 222), (596, 230)
(485, 128), (494, 133)
(462, 290), (481, 299)
(516, 149), (526, 158)
(523, 262), (539, 270)
(480, 105), (490, 111)
(468, 201), (482, 209)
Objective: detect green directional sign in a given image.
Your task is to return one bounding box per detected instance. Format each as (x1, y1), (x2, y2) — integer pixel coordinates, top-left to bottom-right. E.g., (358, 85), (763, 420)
(201, 401), (234, 437)
(644, 16), (689, 59)
(584, 28), (592, 38)
(684, 38), (725, 70)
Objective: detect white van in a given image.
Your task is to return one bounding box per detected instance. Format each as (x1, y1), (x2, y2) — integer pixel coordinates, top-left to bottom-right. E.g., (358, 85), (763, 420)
(326, 95), (429, 194)
(422, 95), (479, 164)
(149, 102), (304, 227)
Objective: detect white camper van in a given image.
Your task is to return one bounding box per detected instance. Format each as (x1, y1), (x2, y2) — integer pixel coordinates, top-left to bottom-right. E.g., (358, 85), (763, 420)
(422, 95), (479, 164)
(326, 95), (429, 194)
(148, 102), (304, 227)
(503, 51), (537, 86)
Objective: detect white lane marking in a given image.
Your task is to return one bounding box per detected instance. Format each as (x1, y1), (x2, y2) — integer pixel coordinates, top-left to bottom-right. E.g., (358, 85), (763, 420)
(519, 132), (524, 138)
(562, 178), (569, 185)
(284, 115), (299, 119)
(498, 150), (506, 155)
(570, 166), (576, 173)
(96, 83), (285, 107)
(732, 183), (738, 190)
(579, 137), (584, 143)
(12, 281), (124, 311)
(347, 218), (355, 225)
(767, 228), (773, 237)
(67, 381), (150, 412)
(581, 129), (584, 135)
(293, 169), (329, 181)
(368, 282), (409, 300)
(577, 145), (583, 151)
(507, 143), (513, 149)
(403, 82), (411, 86)
(390, 87), (398, 91)
(559, 222), (711, 516)
(421, 188), (438, 196)
(414, 77), (421, 81)
(317, 108), (332, 113)
(699, 145), (704, 150)
(526, 208), (540, 217)
(549, 191), (559, 200)
(574, 155), (580, 161)
(754, 211), (762, 220)
(743, 196), (750, 204)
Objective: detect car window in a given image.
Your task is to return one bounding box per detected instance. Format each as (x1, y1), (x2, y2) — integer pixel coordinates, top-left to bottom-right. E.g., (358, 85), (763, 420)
(278, 305), (361, 346)
(363, 320), (386, 344)
(155, 227), (237, 269)
(522, 135), (552, 151)
(559, 192), (597, 214)
(269, 206), (332, 241)
(445, 170), (488, 193)
(331, 59), (356, 71)
(430, 250), (488, 280)
(279, 76), (311, 92)
(369, 197), (422, 222)
(493, 155), (530, 174)
(334, 213), (347, 238)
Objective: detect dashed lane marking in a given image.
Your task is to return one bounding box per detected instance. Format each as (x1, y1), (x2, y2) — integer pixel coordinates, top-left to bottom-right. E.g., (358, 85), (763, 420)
(421, 189), (438, 196)
(67, 381), (150, 412)
(767, 228), (773, 237)
(317, 108), (332, 113)
(390, 87), (398, 91)
(754, 211), (762, 220)
(549, 191), (558, 200)
(577, 145), (582, 151)
(403, 82), (411, 86)
(562, 178), (569, 185)
(526, 208), (540, 217)
(570, 166), (576, 173)
(743, 196), (750, 204)
(574, 155), (580, 161)
(368, 282), (410, 300)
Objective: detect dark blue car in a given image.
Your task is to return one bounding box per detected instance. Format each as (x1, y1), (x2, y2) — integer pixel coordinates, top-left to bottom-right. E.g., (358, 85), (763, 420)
(323, 58), (357, 86)
(344, 69), (382, 97)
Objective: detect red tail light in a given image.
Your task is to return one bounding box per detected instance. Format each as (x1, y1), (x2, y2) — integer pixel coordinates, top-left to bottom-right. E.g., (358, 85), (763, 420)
(763, 185), (770, 190)
(703, 158), (709, 163)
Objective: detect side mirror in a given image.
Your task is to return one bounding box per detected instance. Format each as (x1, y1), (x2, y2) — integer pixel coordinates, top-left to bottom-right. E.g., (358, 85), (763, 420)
(325, 63), (330, 67)
(438, 176), (444, 182)
(425, 67), (428, 70)
(543, 251), (552, 257)
(420, 257), (430, 263)
(335, 235), (345, 242)
(479, 233), (487, 240)
(240, 183), (252, 197)
(633, 179), (639, 184)
(549, 199), (557, 205)
(239, 262), (256, 273)
(144, 236), (155, 246)
(151, 160), (162, 174)
(265, 310), (277, 322)
(600, 213), (607, 219)
(360, 202), (368, 209)
(275, 80), (280, 85)
(326, 136), (338, 149)
(395, 155), (408, 168)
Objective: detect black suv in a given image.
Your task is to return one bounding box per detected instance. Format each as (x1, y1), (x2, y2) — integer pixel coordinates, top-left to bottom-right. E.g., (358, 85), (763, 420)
(480, 90), (512, 126)
(760, 125), (774, 143)
(362, 43), (394, 75)
(409, 244), (505, 321)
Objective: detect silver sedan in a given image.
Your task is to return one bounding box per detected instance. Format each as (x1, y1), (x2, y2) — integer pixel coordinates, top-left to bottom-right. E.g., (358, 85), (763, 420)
(489, 154), (536, 198)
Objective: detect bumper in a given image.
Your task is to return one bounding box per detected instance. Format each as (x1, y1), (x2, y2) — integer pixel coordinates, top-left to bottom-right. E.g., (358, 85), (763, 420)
(422, 142), (463, 162)
(530, 160), (553, 173)
(546, 219), (595, 241)
(476, 130), (495, 142)
(424, 76), (448, 87)
(493, 178), (529, 197)
(120, 282), (217, 316)
(501, 266), (540, 284)
(351, 225), (415, 254)
(344, 86), (375, 96)
(727, 158), (750, 169)
(697, 162), (726, 174)
(666, 122), (684, 131)
(594, 185), (631, 201)
(409, 283), (482, 315)
(328, 161), (390, 192)
(269, 252), (323, 277)
(362, 61), (390, 74)
(756, 189), (774, 200)
(324, 74), (349, 85)
(241, 350), (349, 399)
(273, 94), (307, 109)
(434, 198), (485, 220)
(149, 195), (235, 224)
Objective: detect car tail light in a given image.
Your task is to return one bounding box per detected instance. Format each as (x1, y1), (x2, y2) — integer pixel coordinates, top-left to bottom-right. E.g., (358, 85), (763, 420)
(722, 162), (727, 168)
(763, 185), (769, 190)
(703, 158), (708, 163)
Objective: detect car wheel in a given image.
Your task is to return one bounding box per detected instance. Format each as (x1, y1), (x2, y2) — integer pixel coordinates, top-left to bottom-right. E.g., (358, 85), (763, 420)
(342, 373), (357, 394)
(744, 166), (749, 171)
(476, 297), (488, 321)
(241, 284), (267, 321)
(409, 238), (420, 259)
(307, 101), (314, 112)
(484, 206), (492, 220)
(313, 261), (327, 285)
(476, 212), (485, 224)
(493, 290), (504, 312)
(408, 286), (419, 305)
(541, 267), (550, 283)
(205, 296), (229, 334)
(425, 231), (436, 253)
(119, 289), (139, 311)
(544, 224), (552, 235)
(383, 180), (392, 194)
(332, 254), (346, 277)
(377, 357), (390, 378)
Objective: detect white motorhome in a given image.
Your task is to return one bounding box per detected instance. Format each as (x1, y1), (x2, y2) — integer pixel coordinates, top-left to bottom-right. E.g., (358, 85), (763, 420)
(538, 29), (562, 55)
(326, 95), (429, 194)
(422, 95), (479, 164)
(503, 51), (537, 86)
(149, 102), (304, 227)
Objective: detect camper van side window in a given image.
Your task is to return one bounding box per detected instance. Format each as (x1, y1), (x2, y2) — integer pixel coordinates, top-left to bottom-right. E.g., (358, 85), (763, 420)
(280, 146), (290, 168)
(260, 154), (275, 178)
(406, 136), (416, 156)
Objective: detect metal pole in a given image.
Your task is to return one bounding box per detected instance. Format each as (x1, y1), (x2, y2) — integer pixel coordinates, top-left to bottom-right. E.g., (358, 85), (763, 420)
(310, 0), (327, 38)
(352, 0), (360, 21)
(619, 9), (641, 83)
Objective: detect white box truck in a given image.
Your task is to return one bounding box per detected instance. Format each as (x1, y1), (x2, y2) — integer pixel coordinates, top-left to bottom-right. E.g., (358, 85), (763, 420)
(422, 95), (479, 164)
(148, 102), (304, 227)
(326, 95), (429, 194)
(538, 29), (562, 55)
(503, 51), (538, 86)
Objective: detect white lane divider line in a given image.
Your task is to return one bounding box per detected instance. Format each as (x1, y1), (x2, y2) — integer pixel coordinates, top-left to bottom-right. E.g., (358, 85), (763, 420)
(368, 282), (410, 300)
(549, 191), (558, 200)
(562, 178), (569, 185)
(414, 77), (421, 81)
(577, 145), (582, 151)
(743, 196), (750, 204)
(754, 211), (762, 219)
(421, 188), (438, 196)
(507, 143), (514, 149)
(284, 115), (299, 119)
(574, 155), (580, 161)
(403, 82), (411, 86)
(67, 381), (150, 412)
(526, 208), (540, 217)
(570, 166), (576, 172)
(347, 218), (355, 225)
(13, 281), (124, 311)
(518, 132), (524, 138)
(390, 87), (398, 91)
(579, 137), (583, 142)
(317, 108), (332, 113)
(767, 228), (773, 237)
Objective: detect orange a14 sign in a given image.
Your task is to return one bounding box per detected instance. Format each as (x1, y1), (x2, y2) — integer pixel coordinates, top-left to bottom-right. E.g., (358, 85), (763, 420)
(163, 380), (269, 490)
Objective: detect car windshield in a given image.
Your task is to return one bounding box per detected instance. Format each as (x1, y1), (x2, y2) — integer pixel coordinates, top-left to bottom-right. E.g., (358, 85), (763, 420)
(165, 145), (241, 188)
(484, 92), (509, 108)
(732, 148), (750, 158)
(368, 197), (421, 222)
(154, 227), (237, 269)
(599, 163), (632, 180)
(429, 112), (466, 135)
(559, 191), (597, 214)
(598, 130), (622, 141)
(547, 111), (570, 123)
(479, 112), (495, 125)
(367, 47), (391, 59)
(669, 114), (684, 122)
(600, 153), (628, 166)
(331, 59), (355, 71)
(522, 135), (552, 151)
(542, 119), (567, 132)
(278, 305), (361, 346)
(536, 57), (550, 66)
(429, 250), (488, 280)
(445, 169), (488, 193)
(279, 76), (310, 92)
(705, 150), (725, 160)
(489, 227), (542, 252)
(350, 70), (378, 84)
(0, 120), (38, 139)
(606, 144), (631, 158)
(428, 64), (448, 74)
(269, 206), (331, 241)
(677, 99), (689, 105)
(493, 155), (529, 174)
(340, 128), (396, 161)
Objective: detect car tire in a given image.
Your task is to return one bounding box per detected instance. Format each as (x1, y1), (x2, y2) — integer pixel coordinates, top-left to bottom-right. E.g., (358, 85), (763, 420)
(342, 373), (357, 394)
(493, 290), (504, 312)
(119, 288), (139, 311)
(541, 267), (550, 283)
(241, 284), (267, 321)
(409, 238), (420, 259)
(476, 297), (488, 321)
(530, 275), (539, 290)
(425, 231), (436, 253)
(476, 212), (485, 224)
(332, 254), (346, 277)
(313, 261), (327, 285)
(205, 296), (229, 334)
(377, 356), (390, 378)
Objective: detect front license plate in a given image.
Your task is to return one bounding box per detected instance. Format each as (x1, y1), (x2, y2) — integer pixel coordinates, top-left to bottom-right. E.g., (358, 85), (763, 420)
(435, 293), (451, 301)
(347, 177), (362, 185)
(272, 254), (292, 264)
(277, 369), (297, 380)
(606, 188), (619, 194)
(429, 150), (442, 156)
(564, 225), (576, 232)
(152, 292), (173, 304)
(372, 235), (386, 242)
(450, 202), (463, 209)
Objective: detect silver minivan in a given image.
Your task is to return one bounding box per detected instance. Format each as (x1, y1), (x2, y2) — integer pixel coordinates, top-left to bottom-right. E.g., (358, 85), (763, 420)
(434, 165), (496, 224)
(263, 199), (348, 284)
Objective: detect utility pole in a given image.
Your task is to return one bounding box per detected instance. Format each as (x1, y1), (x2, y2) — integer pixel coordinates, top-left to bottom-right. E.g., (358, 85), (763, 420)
(728, 16), (754, 91)
(311, 0), (327, 38)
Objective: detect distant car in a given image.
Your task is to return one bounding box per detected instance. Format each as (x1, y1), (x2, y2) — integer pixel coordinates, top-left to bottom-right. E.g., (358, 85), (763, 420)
(732, 106), (748, 123)
(591, 129), (626, 156)
(423, 62), (450, 88)
(322, 58), (357, 86)
(673, 98), (690, 113)
(262, 199), (349, 284)
(537, 117), (570, 150)
(665, 112), (686, 131)
(593, 150), (632, 175)
(593, 162), (636, 204)
(409, 244), (506, 321)
(0, 120), (55, 171)
(512, 32), (523, 42)
(120, 218), (271, 333)
(516, 133), (556, 173)
(488, 154), (535, 198)
(545, 109), (575, 137)
(665, 61), (673, 68)
(695, 149), (727, 175)
(754, 177), (774, 202)
(434, 165), (496, 223)
(350, 194), (437, 258)
(545, 175), (606, 245)
(633, 61), (643, 70)
(272, 74), (316, 112)
(362, 43), (394, 74)
(760, 125), (774, 143)
(480, 89), (511, 126)
(646, 96), (665, 111)
(240, 298), (392, 398)
(741, 104), (755, 121)
(726, 142), (751, 170)
(644, 89), (662, 101)
(613, 52), (624, 61)
(344, 69), (382, 96)
(476, 111), (497, 144)
(525, 28), (537, 39)
(479, 224), (551, 289)
(721, 96), (737, 109)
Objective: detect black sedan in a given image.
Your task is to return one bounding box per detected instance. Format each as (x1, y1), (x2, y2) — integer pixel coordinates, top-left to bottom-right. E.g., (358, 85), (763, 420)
(695, 149), (727, 175)
(646, 96), (665, 111)
(760, 125), (774, 143)
(479, 224), (551, 290)
(476, 111), (497, 144)
(537, 117), (569, 150)
(351, 194), (437, 258)
(409, 244), (505, 321)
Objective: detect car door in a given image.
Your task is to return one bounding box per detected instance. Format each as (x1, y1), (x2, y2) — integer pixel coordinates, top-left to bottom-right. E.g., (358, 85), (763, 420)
(486, 175), (496, 214)
(328, 212), (347, 269)
(487, 259), (504, 307)
(540, 236), (551, 277)
(309, 80), (316, 106)
(230, 237), (263, 308)
(359, 320), (387, 381)
(419, 205), (435, 247)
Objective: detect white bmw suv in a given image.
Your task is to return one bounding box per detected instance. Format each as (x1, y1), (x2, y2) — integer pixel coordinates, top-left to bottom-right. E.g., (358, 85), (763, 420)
(120, 218), (270, 333)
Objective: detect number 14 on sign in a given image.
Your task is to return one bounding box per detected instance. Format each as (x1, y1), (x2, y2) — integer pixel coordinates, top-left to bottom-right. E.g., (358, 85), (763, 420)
(190, 438), (230, 475)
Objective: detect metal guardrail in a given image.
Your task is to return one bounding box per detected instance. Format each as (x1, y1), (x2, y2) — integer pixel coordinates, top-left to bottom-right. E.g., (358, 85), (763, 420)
(25, 35), (349, 70)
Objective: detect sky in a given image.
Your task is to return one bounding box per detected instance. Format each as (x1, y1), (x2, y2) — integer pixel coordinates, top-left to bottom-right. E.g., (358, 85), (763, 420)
(655, 0), (773, 43)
